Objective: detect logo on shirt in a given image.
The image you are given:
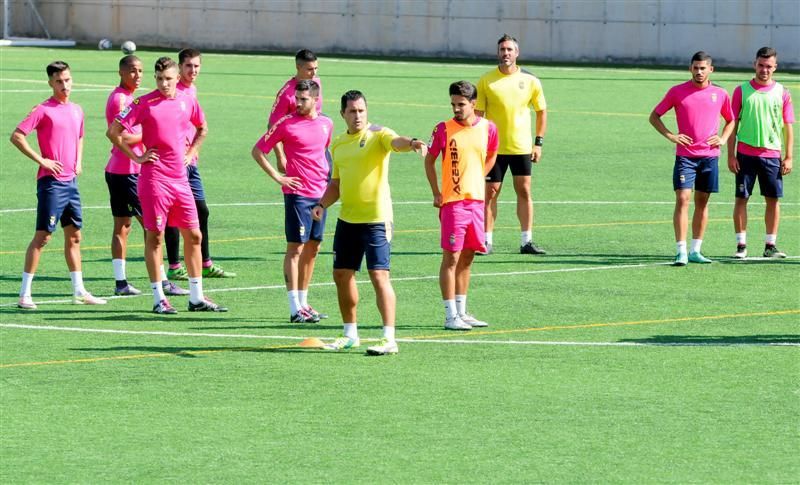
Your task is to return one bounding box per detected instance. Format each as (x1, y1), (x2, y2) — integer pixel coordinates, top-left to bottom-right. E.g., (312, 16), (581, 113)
(518, 81), (525, 90)
(448, 139), (461, 195)
(118, 106), (132, 119)
(180, 101), (187, 112)
(359, 136), (366, 148)
(711, 93), (717, 103)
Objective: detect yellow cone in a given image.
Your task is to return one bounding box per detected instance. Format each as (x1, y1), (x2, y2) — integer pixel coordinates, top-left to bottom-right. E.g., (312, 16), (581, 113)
(298, 337), (324, 348)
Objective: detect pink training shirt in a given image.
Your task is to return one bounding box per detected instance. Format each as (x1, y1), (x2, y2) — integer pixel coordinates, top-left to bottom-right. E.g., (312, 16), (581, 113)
(255, 113), (333, 199)
(268, 77), (323, 127)
(653, 81), (734, 158)
(16, 97), (84, 182)
(177, 80), (200, 166)
(732, 80), (795, 158)
(105, 86), (143, 175)
(116, 89), (205, 181)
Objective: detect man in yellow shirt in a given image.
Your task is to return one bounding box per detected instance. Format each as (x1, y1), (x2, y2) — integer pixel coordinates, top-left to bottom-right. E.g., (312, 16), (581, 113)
(312, 90), (427, 355)
(477, 34), (547, 255)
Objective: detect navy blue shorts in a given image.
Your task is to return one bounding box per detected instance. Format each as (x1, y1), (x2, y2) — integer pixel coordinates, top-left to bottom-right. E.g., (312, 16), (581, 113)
(36, 176), (82, 232)
(486, 154), (532, 183)
(735, 154), (783, 199)
(105, 172), (142, 218)
(673, 156), (719, 193)
(186, 165), (206, 201)
(284, 194), (325, 243)
(333, 219), (392, 271)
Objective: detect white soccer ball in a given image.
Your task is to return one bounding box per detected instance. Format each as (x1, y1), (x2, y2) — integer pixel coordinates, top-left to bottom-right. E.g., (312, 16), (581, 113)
(98, 38), (112, 50)
(121, 40), (136, 55)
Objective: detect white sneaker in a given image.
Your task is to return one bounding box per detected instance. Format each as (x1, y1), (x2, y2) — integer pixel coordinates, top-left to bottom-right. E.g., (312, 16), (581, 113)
(733, 244), (747, 259)
(444, 316), (472, 331)
(17, 296), (37, 310)
(323, 337), (360, 351)
(460, 313), (488, 328)
(73, 292), (108, 305)
(366, 339), (398, 355)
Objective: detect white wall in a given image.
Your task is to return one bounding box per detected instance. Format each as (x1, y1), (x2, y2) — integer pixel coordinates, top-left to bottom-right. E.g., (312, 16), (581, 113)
(5, 0), (799, 68)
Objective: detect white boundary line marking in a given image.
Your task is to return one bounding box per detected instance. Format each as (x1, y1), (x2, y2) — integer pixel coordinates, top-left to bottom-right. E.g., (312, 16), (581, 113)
(1, 323), (796, 347)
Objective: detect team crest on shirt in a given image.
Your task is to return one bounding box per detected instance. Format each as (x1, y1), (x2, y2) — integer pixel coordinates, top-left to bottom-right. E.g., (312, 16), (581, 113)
(359, 136), (366, 148)
(180, 101), (187, 112)
(518, 81), (525, 90)
(711, 93), (717, 103)
(133, 97), (140, 105)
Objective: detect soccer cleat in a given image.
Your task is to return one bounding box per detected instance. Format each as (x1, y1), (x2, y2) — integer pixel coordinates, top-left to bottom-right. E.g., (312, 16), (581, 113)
(73, 293), (108, 305)
(152, 299), (178, 314)
(305, 306), (327, 320)
(445, 315), (472, 331)
(17, 296), (37, 310)
(167, 265), (189, 280)
(673, 251), (688, 266)
(763, 245), (787, 258)
(323, 336), (360, 351)
(290, 308), (318, 323)
(114, 283), (142, 296)
(520, 241), (546, 255)
(188, 298), (228, 312)
(476, 242), (493, 256)
(366, 338), (399, 355)
(733, 244), (747, 259)
(202, 263), (236, 278)
(460, 313), (489, 328)
(162, 280), (190, 296)
(688, 251), (712, 264)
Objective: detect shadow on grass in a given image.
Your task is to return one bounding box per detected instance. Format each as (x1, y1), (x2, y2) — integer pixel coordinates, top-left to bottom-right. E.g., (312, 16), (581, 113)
(619, 334), (800, 345)
(68, 345), (354, 356)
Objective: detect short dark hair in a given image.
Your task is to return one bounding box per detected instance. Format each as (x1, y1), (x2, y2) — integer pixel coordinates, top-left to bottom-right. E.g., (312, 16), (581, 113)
(340, 90), (366, 112)
(119, 55), (141, 69)
(296, 79), (320, 97)
(691, 51), (712, 64)
(178, 48), (201, 64)
(497, 33), (518, 46)
(46, 61), (69, 78)
(449, 80), (477, 101)
(154, 56), (178, 73)
(756, 46), (777, 59)
(295, 49), (317, 64)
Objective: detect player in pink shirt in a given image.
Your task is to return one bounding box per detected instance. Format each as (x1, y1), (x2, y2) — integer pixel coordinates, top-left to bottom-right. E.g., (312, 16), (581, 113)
(268, 49), (323, 173)
(252, 79), (333, 323)
(163, 48), (236, 282)
(727, 47), (795, 259)
(10, 61), (106, 309)
(107, 56), (227, 314)
(650, 51), (735, 266)
(104, 55), (188, 298)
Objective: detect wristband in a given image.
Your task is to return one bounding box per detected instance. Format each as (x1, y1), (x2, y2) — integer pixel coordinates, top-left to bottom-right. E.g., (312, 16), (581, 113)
(411, 137), (419, 146)
(534, 136), (544, 147)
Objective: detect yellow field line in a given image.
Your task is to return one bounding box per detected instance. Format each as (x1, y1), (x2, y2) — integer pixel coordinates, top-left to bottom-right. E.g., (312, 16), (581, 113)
(1, 308), (796, 369)
(4, 216), (798, 256)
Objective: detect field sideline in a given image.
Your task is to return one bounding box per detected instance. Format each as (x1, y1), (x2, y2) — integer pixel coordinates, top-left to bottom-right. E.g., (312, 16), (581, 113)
(1, 46), (798, 483)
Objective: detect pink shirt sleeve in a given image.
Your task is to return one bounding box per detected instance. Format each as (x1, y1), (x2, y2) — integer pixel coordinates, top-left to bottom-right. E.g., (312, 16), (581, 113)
(783, 90), (795, 124)
(16, 104), (44, 135)
(428, 122), (446, 157)
(731, 86), (742, 119)
(268, 84), (292, 127)
(77, 106), (85, 138)
(653, 88), (675, 117)
(256, 119), (285, 154)
(487, 120), (499, 152)
(116, 99), (142, 132)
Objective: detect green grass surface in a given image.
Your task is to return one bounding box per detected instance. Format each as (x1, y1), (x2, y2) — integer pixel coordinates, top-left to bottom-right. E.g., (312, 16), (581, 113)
(1, 47), (798, 483)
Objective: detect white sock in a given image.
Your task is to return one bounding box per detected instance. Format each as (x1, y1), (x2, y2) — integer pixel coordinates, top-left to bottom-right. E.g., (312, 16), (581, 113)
(343, 323), (358, 340)
(151, 281), (166, 306)
(485, 232), (493, 245)
(521, 230), (532, 245)
(382, 325), (395, 341)
(70, 271), (86, 296)
(298, 289), (308, 308)
(765, 234), (777, 245)
(736, 232), (746, 245)
(690, 239), (702, 253)
(676, 241), (687, 253)
(189, 277), (203, 304)
(20, 272), (34, 298)
(455, 294), (467, 315)
(288, 290), (301, 315)
(112, 259), (126, 281)
(160, 264), (168, 282)
(444, 299), (458, 320)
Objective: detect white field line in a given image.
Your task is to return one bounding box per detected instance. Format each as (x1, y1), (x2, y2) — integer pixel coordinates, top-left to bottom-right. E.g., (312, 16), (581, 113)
(2, 199), (797, 214)
(1, 323), (796, 347)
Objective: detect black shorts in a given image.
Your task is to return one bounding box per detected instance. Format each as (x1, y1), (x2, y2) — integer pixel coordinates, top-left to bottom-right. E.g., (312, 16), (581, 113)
(332, 219), (391, 271)
(105, 172), (142, 218)
(485, 154), (532, 183)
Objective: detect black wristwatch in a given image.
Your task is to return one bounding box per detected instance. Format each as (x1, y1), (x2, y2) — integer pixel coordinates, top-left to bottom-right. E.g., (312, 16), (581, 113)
(534, 136), (544, 147)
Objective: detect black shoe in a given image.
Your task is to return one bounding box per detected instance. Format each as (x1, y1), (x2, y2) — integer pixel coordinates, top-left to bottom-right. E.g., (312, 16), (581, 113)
(520, 241), (546, 255)
(153, 299), (178, 315)
(188, 298), (228, 312)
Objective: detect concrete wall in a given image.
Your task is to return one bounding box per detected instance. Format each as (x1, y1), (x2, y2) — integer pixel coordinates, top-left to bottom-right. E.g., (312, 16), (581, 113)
(5, 0), (799, 68)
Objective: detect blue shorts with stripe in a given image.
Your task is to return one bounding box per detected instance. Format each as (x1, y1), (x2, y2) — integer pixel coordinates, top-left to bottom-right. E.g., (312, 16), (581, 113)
(673, 156), (718, 193)
(36, 176), (83, 232)
(284, 194), (325, 243)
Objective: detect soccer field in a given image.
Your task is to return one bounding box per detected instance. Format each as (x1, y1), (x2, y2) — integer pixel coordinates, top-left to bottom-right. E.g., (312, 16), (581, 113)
(0, 47), (798, 483)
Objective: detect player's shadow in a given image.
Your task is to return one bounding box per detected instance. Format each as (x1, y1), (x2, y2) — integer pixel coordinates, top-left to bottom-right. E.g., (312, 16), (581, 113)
(717, 258), (799, 265)
(619, 334), (800, 346)
(41, 312), (252, 322)
(69, 345), (265, 357)
(471, 253), (669, 265)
